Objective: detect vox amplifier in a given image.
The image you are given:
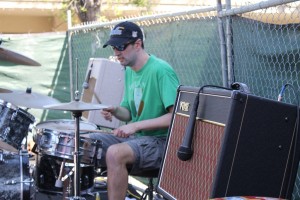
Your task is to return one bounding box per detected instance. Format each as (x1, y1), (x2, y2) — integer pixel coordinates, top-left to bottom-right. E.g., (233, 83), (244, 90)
(157, 85), (300, 200)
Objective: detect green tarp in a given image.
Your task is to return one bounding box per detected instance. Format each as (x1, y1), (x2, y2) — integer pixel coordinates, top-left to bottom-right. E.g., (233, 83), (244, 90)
(0, 32), (71, 123)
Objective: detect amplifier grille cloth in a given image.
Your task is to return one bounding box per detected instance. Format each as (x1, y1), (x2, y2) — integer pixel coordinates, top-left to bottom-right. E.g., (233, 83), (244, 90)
(159, 115), (225, 199)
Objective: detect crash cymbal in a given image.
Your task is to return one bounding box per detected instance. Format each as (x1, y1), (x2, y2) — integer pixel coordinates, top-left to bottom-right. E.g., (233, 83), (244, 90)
(0, 88), (12, 93)
(44, 100), (108, 111)
(0, 47), (41, 66)
(0, 141), (18, 153)
(0, 88), (60, 109)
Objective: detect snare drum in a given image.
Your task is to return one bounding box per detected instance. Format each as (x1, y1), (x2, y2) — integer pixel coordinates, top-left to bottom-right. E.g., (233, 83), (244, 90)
(33, 120), (100, 164)
(0, 150), (32, 200)
(0, 101), (35, 150)
(34, 154), (94, 194)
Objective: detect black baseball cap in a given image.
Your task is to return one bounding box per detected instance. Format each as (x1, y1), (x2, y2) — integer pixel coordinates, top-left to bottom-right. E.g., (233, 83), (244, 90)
(103, 21), (143, 48)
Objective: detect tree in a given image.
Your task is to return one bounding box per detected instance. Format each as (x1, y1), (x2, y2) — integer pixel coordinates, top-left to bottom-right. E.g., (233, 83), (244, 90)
(69, 0), (102, 23)
(66, 0), (150, 23)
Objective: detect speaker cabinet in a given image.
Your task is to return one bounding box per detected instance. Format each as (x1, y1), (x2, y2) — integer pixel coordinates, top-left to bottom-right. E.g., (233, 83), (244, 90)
(81, 58), (125, 129)
(157, 85), (300, 200)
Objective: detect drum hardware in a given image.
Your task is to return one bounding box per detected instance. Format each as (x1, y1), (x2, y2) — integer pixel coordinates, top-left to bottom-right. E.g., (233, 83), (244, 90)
(0, 149), (3, 163)
(43, 59), (107, 200)
(61, 166), (75, 182)
(11, 109), (18, 120)
(3, 127), (10, 139)
(48, 156), (59, 180)
(4, 179), (34, 185)
(42, 103), (106, 200)
(62, 163), (95, 198)
(0, 149), (17, 163)
(55, 159), (66, 188)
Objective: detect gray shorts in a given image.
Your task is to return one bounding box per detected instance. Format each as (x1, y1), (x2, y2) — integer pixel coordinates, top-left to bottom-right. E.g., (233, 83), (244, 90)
(89, 133), (166, 173)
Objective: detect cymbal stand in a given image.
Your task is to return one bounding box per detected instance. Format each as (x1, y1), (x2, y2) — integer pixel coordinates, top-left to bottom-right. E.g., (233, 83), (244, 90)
(70, 110), (84, 199)
(69, 58), (85, 200)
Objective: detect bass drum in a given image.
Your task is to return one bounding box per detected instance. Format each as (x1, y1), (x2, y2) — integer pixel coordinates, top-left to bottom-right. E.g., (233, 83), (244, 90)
(0, 150), (32, 200)
(34, 154), (94, 194)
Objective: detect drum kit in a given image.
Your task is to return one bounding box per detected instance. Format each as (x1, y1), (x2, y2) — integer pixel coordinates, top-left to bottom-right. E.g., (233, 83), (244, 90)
(0, 49), (108, 200)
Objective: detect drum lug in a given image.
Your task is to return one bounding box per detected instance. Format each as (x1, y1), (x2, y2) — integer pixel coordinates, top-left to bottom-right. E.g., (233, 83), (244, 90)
(96, 147), (102, 160)
(11, 110), (18, 121)
(3, 127), (10, 139)
(0, 150), (5, 163)
(39, 174), (45, 185)
(83, 175), (89, 187)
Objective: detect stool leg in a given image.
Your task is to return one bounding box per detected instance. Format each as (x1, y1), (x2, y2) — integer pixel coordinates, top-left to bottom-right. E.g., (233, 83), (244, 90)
(140, 178), (154, 200)
(148, 178), (153, 200)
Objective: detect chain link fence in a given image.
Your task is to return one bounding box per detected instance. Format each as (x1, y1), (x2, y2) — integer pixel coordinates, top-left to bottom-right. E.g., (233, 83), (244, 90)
(68, 0), (300, 198)
(68, 7), (223, 98)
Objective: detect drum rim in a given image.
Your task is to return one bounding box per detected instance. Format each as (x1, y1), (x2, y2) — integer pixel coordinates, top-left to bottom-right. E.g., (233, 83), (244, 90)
(0, 102), (35, 122)
(35, 119), (97, 130)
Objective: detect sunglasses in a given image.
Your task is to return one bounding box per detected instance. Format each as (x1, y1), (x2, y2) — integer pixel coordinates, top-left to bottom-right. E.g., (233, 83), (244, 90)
(111, 40), (136, 51)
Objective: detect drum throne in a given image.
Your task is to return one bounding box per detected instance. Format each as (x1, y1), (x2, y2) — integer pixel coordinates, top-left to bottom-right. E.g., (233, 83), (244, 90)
(81, 58), (159, 200)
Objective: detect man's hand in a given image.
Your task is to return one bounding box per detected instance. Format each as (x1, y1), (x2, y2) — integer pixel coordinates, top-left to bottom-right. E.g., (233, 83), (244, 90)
(101, 106), (116, 121)
(112, 123), (137, 138)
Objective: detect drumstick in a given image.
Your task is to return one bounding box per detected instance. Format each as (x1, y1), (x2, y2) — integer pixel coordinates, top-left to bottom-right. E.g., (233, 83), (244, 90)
(64, 128), (113, 134)
(93, 92), (102, 104)
(81, 129), (113, 134)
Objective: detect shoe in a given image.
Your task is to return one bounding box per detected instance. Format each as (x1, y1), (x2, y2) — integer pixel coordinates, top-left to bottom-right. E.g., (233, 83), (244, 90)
(127, 183), (141, 199)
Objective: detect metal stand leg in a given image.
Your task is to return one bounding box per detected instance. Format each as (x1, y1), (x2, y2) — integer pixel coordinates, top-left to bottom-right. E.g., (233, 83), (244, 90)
(141, 178), (154, 200)
(68, 111), (85, 200)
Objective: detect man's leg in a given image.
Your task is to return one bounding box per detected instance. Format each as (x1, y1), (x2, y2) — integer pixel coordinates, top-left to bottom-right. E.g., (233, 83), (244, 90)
(106, 143), (135, 200)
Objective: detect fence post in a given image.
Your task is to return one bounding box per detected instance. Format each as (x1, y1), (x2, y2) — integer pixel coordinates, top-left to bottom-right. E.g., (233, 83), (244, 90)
(217, 0), (228, 87)
(226, 0), (234, 86)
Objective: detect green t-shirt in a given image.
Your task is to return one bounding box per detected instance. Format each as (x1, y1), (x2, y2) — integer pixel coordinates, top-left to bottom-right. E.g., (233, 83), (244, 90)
(120, 55), (179, 137)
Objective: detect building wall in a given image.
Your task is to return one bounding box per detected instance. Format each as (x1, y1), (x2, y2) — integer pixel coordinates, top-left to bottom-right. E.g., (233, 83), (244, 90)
(0, 14), (67, 33)
(0, 0), (212, 34)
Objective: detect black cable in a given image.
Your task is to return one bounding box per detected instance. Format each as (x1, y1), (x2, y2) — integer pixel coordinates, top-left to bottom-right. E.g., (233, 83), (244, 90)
(277, 83), (300, 196)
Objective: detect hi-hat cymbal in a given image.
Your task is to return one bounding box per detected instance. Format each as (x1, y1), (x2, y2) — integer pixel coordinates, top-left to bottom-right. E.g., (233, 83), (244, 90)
(0, 47), (41, 66)
(0, 88), (60, 109)
(0, 141), (18, 153)
(44, 100), (108, 112)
